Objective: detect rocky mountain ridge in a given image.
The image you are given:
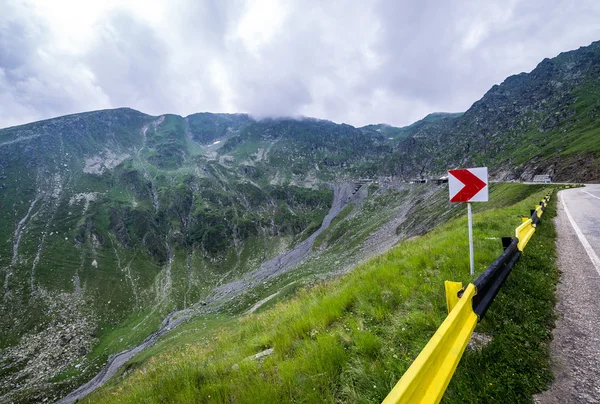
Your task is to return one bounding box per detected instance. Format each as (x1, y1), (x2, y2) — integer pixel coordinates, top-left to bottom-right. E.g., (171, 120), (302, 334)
(387, 40), (600, 182)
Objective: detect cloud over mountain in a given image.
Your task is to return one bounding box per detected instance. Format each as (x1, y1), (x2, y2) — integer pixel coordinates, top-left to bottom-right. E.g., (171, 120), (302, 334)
(1, 0), (600, 128)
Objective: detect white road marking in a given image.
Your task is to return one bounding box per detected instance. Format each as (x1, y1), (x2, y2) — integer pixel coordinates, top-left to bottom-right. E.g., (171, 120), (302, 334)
(582, 190), (600, 200)
(562, 197), (600, 277)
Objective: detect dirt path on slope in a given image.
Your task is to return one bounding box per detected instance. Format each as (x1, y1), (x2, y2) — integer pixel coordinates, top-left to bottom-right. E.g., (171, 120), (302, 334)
(56, 182), (357, 403)
(535, 188), (600, 404)
(208, 182), (359, 305)
(56, 310), (191, 404)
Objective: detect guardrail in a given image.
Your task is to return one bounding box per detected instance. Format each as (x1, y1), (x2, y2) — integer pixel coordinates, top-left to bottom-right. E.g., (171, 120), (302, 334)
(383, 192), (552, 404)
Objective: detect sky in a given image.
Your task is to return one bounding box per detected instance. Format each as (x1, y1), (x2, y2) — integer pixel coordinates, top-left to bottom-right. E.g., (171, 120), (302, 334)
(1, 0), (600, 129)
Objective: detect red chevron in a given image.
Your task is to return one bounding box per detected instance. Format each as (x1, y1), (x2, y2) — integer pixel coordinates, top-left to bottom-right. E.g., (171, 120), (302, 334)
(449, 169), (487, 202)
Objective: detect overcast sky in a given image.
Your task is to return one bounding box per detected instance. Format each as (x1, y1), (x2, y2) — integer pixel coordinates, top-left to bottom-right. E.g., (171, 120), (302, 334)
(1, 0), (600, 129)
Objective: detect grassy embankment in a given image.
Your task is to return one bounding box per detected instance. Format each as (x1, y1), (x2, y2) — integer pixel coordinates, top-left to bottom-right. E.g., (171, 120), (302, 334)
(86, 183), (559, 403)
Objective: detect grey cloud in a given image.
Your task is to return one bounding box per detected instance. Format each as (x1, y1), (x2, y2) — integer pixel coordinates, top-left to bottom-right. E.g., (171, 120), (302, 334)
(0, 18), (40, 70)
(0, 2), (111, 127)
(0, 2), (50, 125)
(85, 11), (173, 112)
(224, 0), (382, 120)
(225, 0), (600, 125)
(167, 0), (244, 48)
(242, 77), (313, 119)
(370, 0), (600, 118)
(371, 1), (509, 105)
(1, 0), (600, 129)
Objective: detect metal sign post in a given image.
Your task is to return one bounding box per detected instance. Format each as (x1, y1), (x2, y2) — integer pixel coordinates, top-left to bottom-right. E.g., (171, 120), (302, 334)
(448, 167), (488, 277)
(467, 202), (474, 276)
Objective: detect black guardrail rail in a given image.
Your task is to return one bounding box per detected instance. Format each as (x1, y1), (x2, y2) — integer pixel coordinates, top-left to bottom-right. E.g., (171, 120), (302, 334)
(472, 192), (550, 320)
(472, 238), (520, 318)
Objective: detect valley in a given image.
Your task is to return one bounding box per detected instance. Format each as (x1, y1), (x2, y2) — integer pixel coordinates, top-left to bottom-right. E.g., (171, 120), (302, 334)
(0, 39), (598, 403)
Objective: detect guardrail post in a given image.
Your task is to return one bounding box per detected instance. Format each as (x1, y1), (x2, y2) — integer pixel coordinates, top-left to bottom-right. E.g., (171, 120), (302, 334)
(501, 237), (512, 251)
(444, 281), (463, 314)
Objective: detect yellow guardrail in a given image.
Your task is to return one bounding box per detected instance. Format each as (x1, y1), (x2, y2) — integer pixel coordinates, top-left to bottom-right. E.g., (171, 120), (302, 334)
(538, 195), (551, 218)
(382, 284), (478, 404)
(516, 218), (535, 251)
(535, 205), (543, 218)
(382, 192), (553, 404)
(516, 194), (550, 251)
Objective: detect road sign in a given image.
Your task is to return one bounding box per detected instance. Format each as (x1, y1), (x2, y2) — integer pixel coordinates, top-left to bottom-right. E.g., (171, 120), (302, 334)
(448, 167), (489, 276)
(448, 167), (488, 203)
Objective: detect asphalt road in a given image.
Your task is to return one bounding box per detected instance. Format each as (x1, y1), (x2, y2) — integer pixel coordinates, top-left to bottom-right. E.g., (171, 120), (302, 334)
(536, 184), (600, 404)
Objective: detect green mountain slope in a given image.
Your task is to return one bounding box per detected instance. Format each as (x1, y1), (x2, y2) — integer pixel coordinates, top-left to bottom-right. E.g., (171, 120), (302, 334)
(0, 108), (454, 402)
(388, 40), (600, 181)
(0, 110), (342, 402)
(0, 39), (599, 403)
(83, 184), (558, 404)
(361, 112), (464, 142)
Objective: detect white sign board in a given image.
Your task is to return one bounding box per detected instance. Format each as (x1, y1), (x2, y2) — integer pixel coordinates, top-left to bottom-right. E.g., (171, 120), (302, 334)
(448, 167), (489, 203)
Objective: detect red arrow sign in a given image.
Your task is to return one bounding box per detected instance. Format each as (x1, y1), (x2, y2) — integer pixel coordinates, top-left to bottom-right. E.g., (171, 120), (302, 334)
(449, 168), (488, 202)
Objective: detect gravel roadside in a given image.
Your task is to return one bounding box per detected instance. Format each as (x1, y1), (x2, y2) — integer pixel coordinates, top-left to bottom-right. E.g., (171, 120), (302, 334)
(535, 189), (600, 404)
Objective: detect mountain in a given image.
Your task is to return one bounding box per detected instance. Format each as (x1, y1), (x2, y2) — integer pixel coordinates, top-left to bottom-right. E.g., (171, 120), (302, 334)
(0, 108), (444, 402)
(386, 40), (600, 182)
(1, 40), (599, 402)
(361, 112), (464, 142)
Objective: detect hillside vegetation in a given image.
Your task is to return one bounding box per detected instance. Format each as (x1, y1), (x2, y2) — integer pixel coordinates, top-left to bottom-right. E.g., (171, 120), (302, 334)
(384, 41), (600, 182)
(85, 184), (559, 403)
(1, 38), (598, 403)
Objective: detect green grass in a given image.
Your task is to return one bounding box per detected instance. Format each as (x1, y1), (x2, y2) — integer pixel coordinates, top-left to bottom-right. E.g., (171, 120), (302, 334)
(112, 314), (235, 379)
(444, 193), (559, 403)
(84, 184), (560, 403)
